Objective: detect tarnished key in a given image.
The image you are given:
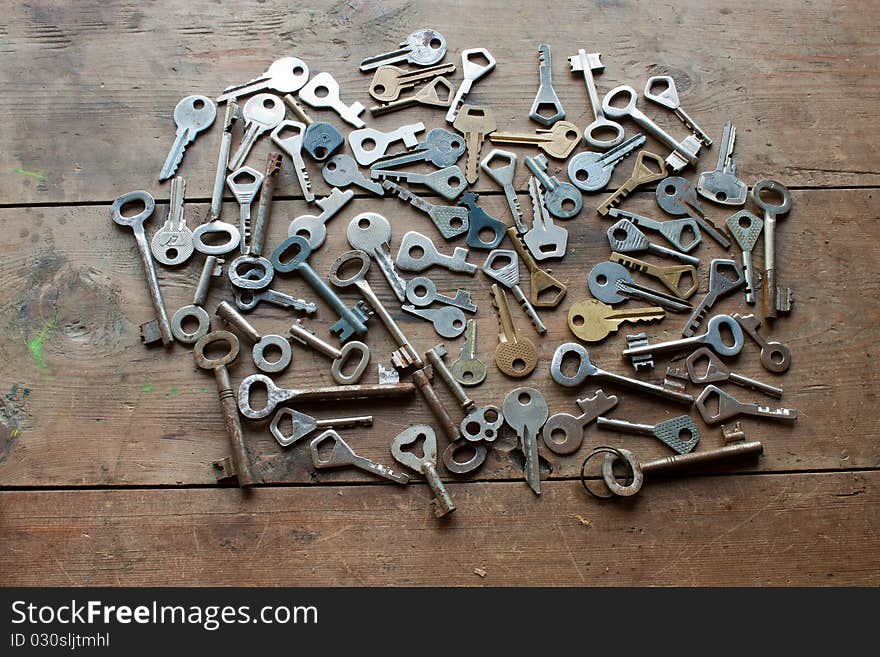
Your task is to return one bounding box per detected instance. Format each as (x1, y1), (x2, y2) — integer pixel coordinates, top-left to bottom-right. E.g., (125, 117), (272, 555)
(752, 179), (793, 319)
(232, 287), (318, 314)
(284, 94), (345, 162)
(644, 76), (712, 147)
(483, 250), (546, 334)
(567, 133), (646, 192)
(656, 176), (732, 248)
(217, 57), (309, 103)
(349, 122), (425, 165)
(507, 227), (567, 308)
(391, 425), (456, 518)
(402, 304), (467, 339)
(682, 259), (745, 337)
(607, 208), (701, 253)
(371, 128), (464, 171)
(529, 44), (565, 125)
(286, 320), (370, 386)
(322, 154), (385, 195)
(460, 191), (506, 250)
(160, 95), (216, 181)
(610, 252), (698, 299)
(359, 29), (448, 72)
(250, 152), (282, 257)
(370, 164), (466, 200)
(481, 149), (526, 233)
(597, 414), (700, 454)
(524, 176), (568, 260)
(525, 154), (583, 219)
(568, 50), (626, 149)
(453, 104), (496, 184)
(370, 76), (454, 116)
(503, 387), (549, 494)
(270, 120), (314, 201)
(210, 101), (240, 221)
(150, 176), (193, 266)
(491, 284), (538, 378)
(568, 299), (665, 343)
(381, 180), (469, 239)
(446, 48), (496, 122)
(622, 314), (745, 360)
(226, 166), (264, 254)
(543, 390), (618, 455)
(606, 218), (699, 265)
(685, 347), (783, 398)
(347, 212), (408, 302)
(697, 122), (748, 205)
(451, 319), (487, 387)
(597, 151), (668, 216)
(695, 385), (797, 425)
(287, 187), (355, 249)
(311, 429), (410, 484)
(228, 93), (285, 170)
(725, 210), (763, 304)
(270, 408), (372, 447)
(732, 313), (792, 373)
(299, 72), (366, 128)
(488, 120), (581, 160)
(406, 276), (476, 312)
(395, 230), (477, 275)
(588, 261), (692, 313)
(368, 62), (456, 102)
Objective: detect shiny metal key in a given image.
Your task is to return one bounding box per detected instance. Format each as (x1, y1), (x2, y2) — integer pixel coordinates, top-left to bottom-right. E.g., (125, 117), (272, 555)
(349, 122), (425, 166)
(370, 128), (465, 170)
(682, 259), (745, 337)
(695, 385), (797, 425)
(607, 208), (701, 253)
(656, 176), (731, 248)
(310, 429), (410, 484)
(402, 304), (467, 338)
(321, 154), (385, 195)
(270, 120), (314, 201)
(287, 321), (371, 386)
(391, 425), (455, 517)
(217, 57), (309, 103)
(491, 284), (538, 378)
(644, 75), (712, 147)
(685, 347), (783, 398)
(370, 76), (455, 116)
(481, 149), (526, 233)
(568, 50), (625, 149)
(270, 408), (372, 448)
(507, 227), (567, 308)
(503, 387), (549, 495)
(622, 313), (745, 360)
(381, 180), (469, 239)
(588, 261), (692, 312)
(525, 154), (583, 219)
(395, 231), (476, 275)
(751, 179), (793, 320)
(606, 218), (699, 265)
(597, 414), (700, 454)
(347, 212), (408, 302)
(232, 287), (318, 314)
(451, 319), (487, 387)
(567, 133), (646, 192)
(697, 122), (748, 205)
(159, 95), (216, 181)
(368, 62), (456, 102)
(228, 93), (284, 170)
(610, 252), (698, 299)
(299, 72), (366, 128)
(226, 166), (264, 254)
(150, 176), (193, 266)
(287, 188), (354, 251)
(460, 191), (506, 250)
(359, 29), (448, 72)
(597, 151), (668, 216)
(524, 176), (568, 260)
(483, 250), (546, 334)
(543, 390), (618, 455)
(488, 120), (581, 160)
(446, 48), (496, 122)
(530, 44), (565, 125)
(406, 276), (476, 312)
(370, 164), (466, 200)
(725, 210), (763, 305)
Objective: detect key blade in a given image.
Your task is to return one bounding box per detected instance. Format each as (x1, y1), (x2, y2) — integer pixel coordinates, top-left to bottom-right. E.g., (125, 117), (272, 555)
(159, 127), (192, 181)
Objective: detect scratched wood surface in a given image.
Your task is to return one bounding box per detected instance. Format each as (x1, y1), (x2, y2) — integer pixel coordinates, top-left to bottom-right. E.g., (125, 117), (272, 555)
(0, 0), (878, 586)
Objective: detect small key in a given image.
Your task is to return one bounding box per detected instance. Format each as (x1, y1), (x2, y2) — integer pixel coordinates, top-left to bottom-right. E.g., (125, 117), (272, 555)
(210, 101), (240, 221)
(228, 93), (284, 171)
(217, 57), (309, 102)
(530, 44), (565, 125)
(695, 385), (797, 425)
(622, 313), (745, 360)
(446, 48), (496, 122)
(270, 408), (372, 448)
(607, 208), (701, 253)
(371, 128), (465, 170)
(287, 187), (355, 249)
(588, 261), (692, 312)
(370, 77), (454, 116)
(160, 95), (216, 181)
(503, 387), (549, 494)
(483, 250), (546, 334)
(506, 227), (567, 308)
(644, 76), (712, 147)
(368, 62), (456, 102)
(607, 218), (699, 265)
(685, 347), (783, 398)
(697, 122), (748, 205)
(682, 259), (745, 337)
(460, 191), (506, 250)
(322, 154), (385, 195)
(543, 390), (618, 455)
(403, 304), (466, 338)
(381, 180), (469, 239)
(725, 210), (763, 305)
(491, 284), (538, 377)
(453, 104), (496, 184)
(597, 414), (700, 454)
(567, 133), (646, 192)
(751, 179), (793, 320)
(524, 176), (568, 260)
(310, 429), (410, 484)
(568, 50), (626, 149)
(568, 299), (665, 343)
(525, 154), (582, 219)
(298, 72), (366, 128)
(488, 120), (581, 160)
(349, 122), (425, 166)
(150, 176), (194, 266)
(359, 29), (448, 72)
(481, 149), (526, 233)
(451, 319), (487, 387)
(656, 176), (732, 248)
(732, 313), (792, 373)
(395, 231), (477, 275)
(597, 151), (668, 216)
(226, 166), (264, 254)
(391, 425), (456, 518)
(347, 212), (408, 302)
(270, 120), (314, 201)
(406, 276), (476, 312)
(284, 94), (346, 162)
(232, 287), (318, 314)
(610, 252), (698, 299)
(370, 164), (466, 200)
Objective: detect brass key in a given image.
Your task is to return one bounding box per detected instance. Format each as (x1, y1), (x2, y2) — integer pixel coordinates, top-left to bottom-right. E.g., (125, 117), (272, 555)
(368, 62), (456, 102)
(567, 299), (664, 342)
(370, 77), (454, 116)
(491, 284), (538, 378)
(506, 227), (567, 308)
(596, 151), (667, 215)
(453, 104), (496, 184)
(488, 120), (581, 159)
(609, 252), (698, 299)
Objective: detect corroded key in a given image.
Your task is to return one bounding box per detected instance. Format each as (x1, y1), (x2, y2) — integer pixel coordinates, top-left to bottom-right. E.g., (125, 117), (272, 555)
(370, 77), (455, 116)
(391, 425), (456, 518)
(453, 104), (496, 184)
(681, 259), (744, 337)
(543, 390), (618, 455)
(610, 252), (698, 299)
(506, 227), (567, 308)
(491, 284), (538, 378)
(451, 319), (487, 387)
(752, 179), (794, 319)
(488, 120), (581, 159)
(368, 62), (456, 102)
(446, 48), (496, 122)
(596, 151), (667, 215)
(568, 299), (665, 342)
(597, 414), (700, 454)
(160, 95), (216, 181)
(695, 385), (797, 425)
(310, 429), (410, 484)
(684, 347), (783, 398)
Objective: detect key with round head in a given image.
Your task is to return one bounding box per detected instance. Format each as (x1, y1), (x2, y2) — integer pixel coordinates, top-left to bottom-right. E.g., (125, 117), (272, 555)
(622, 313), (745, 361)
(311, 429), (410, 484)
(402, 305), (467, 339)
(287, 320), (370, 386)
(525, 154), (583, 219)
(725, 210), (763, 304)
(685, 347), (783, 398)
(588, 261), (692, 313)
(681, 259), (745, 337)
(349, 122), (425, 166)
(368, 62), (456, 102)
(656, 176), (732, 248)
(159, 95), (216, 181)
(228, 93), (285, 171)
(481, 149), (526, 233)
(359, 29), (448, 72)
(225, 166), (264, 254)
(370, 128), (465, 170)
(460, 191), (506, 250)
(446, 48), (496, 122)
(453, 105), (496, 184)
(644, 76), (712, 147)
(395, 230), (477, 275)
(597, 414), (700, 454)
(270, 408), (373, 448)
(506, 227), (567, 308)
(287, 187), (355, 249)
(697, 122), (748, 205)
(607, 208), (701, 253)
(322, 154), (385, 196)
(524, 176), (568, 260)
(270, 120), (314, 201)
(370, 164), (466, 200)
(217, 57), (309, 103)
(503, 387), (549, 494)
(488, 120), (581, 160)
(483, 250), (546, 334)
(606, 217), (699, 265)
(405, 276), (476, 312)
(732, 313), (792, 373)
(381, 180), (469, 239)
(751, 179), (793, 320)
(150, 176), (194, 266)
(543, 390), (618, 455)
(568, 299), (665, 343)
(568, 50), (625, 149)
(215, 301), (292, 374)
(596, 151), (668, 216)
(567, 133), (647, 192)
(610, 252), (698, 299)
(370, 76), (455, 116)
(298, 72), (366, 128)
(695, 385), (797, 425)
(391, 425), (455, 517)
(530, 44), (565, 126)
(490, 284), (538, 378)
(451, 319), (487, 387)
(346, 212), (408, 302)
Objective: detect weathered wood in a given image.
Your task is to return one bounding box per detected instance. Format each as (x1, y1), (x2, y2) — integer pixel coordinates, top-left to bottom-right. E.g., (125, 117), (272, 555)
(1, 0), (878, 205)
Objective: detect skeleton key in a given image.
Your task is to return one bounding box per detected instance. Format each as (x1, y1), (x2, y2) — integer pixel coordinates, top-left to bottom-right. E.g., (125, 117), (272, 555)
(597, 414), (700, 454)
(644, 76), (712, 147)
(232, 287), (318, 314)
(402, 304), (467, 339)
(682, 259), (745, 337)
(391, 425), (456, 518)
(270, 120), (314, 201)
(346, 212), (408, 302)
(217, 57), (309, 103)
(503, 387), (548, 495)
(287, 187), (355, 249)
(606, 218), (699, 265)
(685, 347), (784, 398)
(607, 208), (701, 253)
(395, 230), (477, 275)
(695, 385), (797, 425)
(322, 154), (385, 195)
(525, 154), (583, 219)
(506, 227), (567, 308)
(752, 179), (794, 319)
(349, 122), (425, 166)
(381, 180), (469, 239)
(370, 164), (466, 199)
(568, 50), (626, 149)
(299, 72), (366, 128)
(460, 191), (507, 250)
(622, 314), (745, 360)
(368, 62), (456, 102)
(732, 313), (792, 373)
(226, 166), (264, 254)
(159, 95), (216, 181)
(568, 299), (665, 342)
(597, 151), (668, 216)
(610, 252), (698, 299)
(481, 149), (526, 233)
(284, 94), (346, 162)
(150, 176), (194, 266)
(451, 319), (487, 387)
(453, 104), (496, 184)
(483, 250), (546, 334)
(697, 122), (748, 205)
(725, 210), (763, 304)
(370, 77), (455, 116)
(270, 408), (372, 448)
(488, 120), (581, 160)
(228, 94), (284, 171)
(543, 390), (618, 455)
(524, 176), (568, 260)
(405, 276), (476, 312)
(567, 133), (646, 192)
(310, 429), (410, 484)
(491, 284), (538, 378)
(446, 48), (496, 122)
(656, 176), (732, 248)
(370, 128), (465, 170)
(359, 29), (448, 71)
(530, 44), (565, 125)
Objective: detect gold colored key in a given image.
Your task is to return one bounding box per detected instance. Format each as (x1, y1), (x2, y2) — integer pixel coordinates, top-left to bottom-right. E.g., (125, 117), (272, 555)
(453, 104), (496, 184)
(596, 151), (667, 215)
(368, 63), (457, 102)
(568, 299), (665, 342)
(488, 120), (581, 159)
(506, 227), (567, 308)
(491, 283), (538, 378)
(370, 77), (454, 116)
(609, 252), (698, 299)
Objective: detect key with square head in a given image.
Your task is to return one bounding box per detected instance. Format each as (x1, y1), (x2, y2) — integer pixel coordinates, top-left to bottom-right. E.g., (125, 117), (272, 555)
(322, 154), (385, 195)
(368, 62), (456, 102)
(451, 319), (487, 387)
(284, 94), (346, 162)
(524, 176), (568, 260)
(226, 166), (264, 254)
(395, 230), (477, 275)
(751, 179), (794, 319)
(606, 218), (699, 265)
(346, 212), (408, 302)
(491, 284), (538, 378)
(381, 180), (469, 239)
(568, 50), (626, 149)
(610, 252), (698, 299)
(402, 304), (467, 339)
(349, 122), (425, 166)
(310, 429), (410, 484)
(406, 276), (476, 312)
(488, 120), (581, 160)
(460, 191), (506, 250)
(596, 151), (668, 216)
(359, 28), (448, 72)
(506, 227), (567, 308)
(682, 259), (745, 337)
(453, 104), (496, 184)
(370, 128), (465, 170)
(446, 48), (496, 122)
(287, 187), (355, 249)
(543, 390), (618, 455)
(568, 299), (664, 343)
(481, 149), (526, 233)
(159, 95), (216, 181)
(530, 44), (565, 125)
(270, 120), (314, 201)
(725, 210), (763, 304)
(298, 72), (366, 128)
(644, 75), (712, 147)
(656, 176), (732, 248)
(696, 385), (797, 425)
(270, 408), (373, 448)
(503, 387), (549, 494)
(697, 122), (748, 205)
(567, 133), (646, 192)
(484, 250), (546, 334)
(370, 164), (466, 199)
(150, 176), (194, 266)
(732, 313), (792, 373)
(217, 57), (309, 103)
(622, 313), (745, 361)
(228, 93), (285, 170)
(588, 261), (692, 313)
(525, 154), (583, 219)
(370, 76), (455, 116)
(607, 208), (701, 253)
(597, 414), (700, 454)
(391, 425), (455, 518)
(685, 347), (783, 398)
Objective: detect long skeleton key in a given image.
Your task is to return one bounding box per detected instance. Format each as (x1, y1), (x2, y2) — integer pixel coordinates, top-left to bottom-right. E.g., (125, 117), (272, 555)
(503, 387), (548, 495)
(732, 313), (792, 373)
(349, 122), (425, 166)
(287, 187), (355, 249)
(530, 44), (565, 125)
(483, 250), (546, 334)
(226, 166), (264, 254)
(310, 429), (410, 484)
(270, 408), (372, 447)
(395, 230), (477, 275)
(610, 252), (698, 299)
(460, 191), (506, 250)
(359, 28), (448, 72)
(656, 176), (732, 248)
(298, 72), (366, 128)
(568, 133), (646, 192)
(322, 154), (385, 195)
(370, 165), (466, 200)
(525, 154), (583, 219)
(217, 57), (309, 102)
(543, 390), (618, 455)
(568, 299), (664, 342)
(597, 151), (668, 216)
(697, 122), (748, 205)
(685, 347), (783, 398)
(695, 385), (797, 425)
(682, 259), (745, 337)
(454, 104), (496, 184)
(346, 212), (408, 302)
(752, 179), (793, 320)
(451, 319), (487, 387)
(524, 176), (568, 260)
(481, 149), (526, 233)
(488, 120), (581, 160)
(150, 176), (194, 266)
(644, 75), (712, 147)
(380, 180), (469, 239)
(622, 314), (745, 360)
(391, 425), (456, 518)
(402, 304), (467, 338)
(725, 210), (763, 304)
(370, 128), (465, 170)
(606, 218), (699, 265)
(229, 93), (284, 170)
(406, 276), (476, 312)
(568, 50), (626, 149)
(491, 284), (538, 377)
(607, 208), (701, 253)
(597, 414), (700, 454)
(370, 76), (455, 116)
(270, 120), (314, 201)
(368, 62), (456, 102)
(159, 95), (216, 181)
(446, 48), (496, 122)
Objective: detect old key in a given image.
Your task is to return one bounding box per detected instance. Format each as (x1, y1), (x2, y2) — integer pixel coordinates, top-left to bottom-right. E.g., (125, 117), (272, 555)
(454, 104), (496, 184)
(503, 387), (549, 495)
(391, 425), (456, 518)
(568, 299), (665, 343)
(310, 430), (410, 484)
(491, 284), (538, 378)
(159, 95), (216, 181)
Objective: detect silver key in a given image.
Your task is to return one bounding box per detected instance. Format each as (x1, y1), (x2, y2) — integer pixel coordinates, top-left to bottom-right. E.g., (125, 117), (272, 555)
(299, 72), (366, 128)
(150, 176), (194, 266)
(480, 149), (526, 233)
(682, 259), (744, 337)
(359, 29), (448, 71)
(446, 48), (496, 123)
(622, 314), (745, 360)
(226, 166), (264, 254)
(228, 93), (285, 170)
(597, 414), (700, 454)
(524, 176), (568, 260)
(217, 57), (309, 103)
(349, 122), (425, 166)
(370, 165), (466, 200)
(451, 319), (487, 387)
(370, 128), (465, 170)
(568, 50), (625, 149)
(346, 213), (408, 302)
(395, 231), (477, 275)
(482, 249), (546, 334)
(288, 187), (355, 249)
(270, 120), (314, 201)
(232, 287), (318, 314)
(525, 154), (582, 219)
(390, 425), (455, 518)
(529, 44), (565, 125)
(159, 95), (216, 181)
(644, 76), (712, 147)
(751, 179), (793, 320)
(502, 387), (549, 495)
(402, 304), (467, 339)
(381, 180), (469, 239)
(697, 122), (748, 205)
(322, 154), (385, 195)
(287, 321), (370, 386)
(588, 261), (693, 313)
(606, 218), (699, 265)
(685, 347), (783, 399)
(607, 208), (701, 253)
(656, 176), (732, 249)
(310, 429), (410, 484)
(543, 390), (618, 455)
(270, 408), (372, 448)
(405, 276), (476, 312)
(210, 101), (240, 221)
(567, 133), (646, 192)
(725, 210), (763, 304)
(695, 385), (797, 425)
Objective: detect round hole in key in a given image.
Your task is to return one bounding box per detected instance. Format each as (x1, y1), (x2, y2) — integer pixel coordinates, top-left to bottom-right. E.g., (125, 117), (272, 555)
(465, 421), (481, 436)
(292, 65), (305, 76)
(325, 159), (336, 171)
(664, 183), (677, 196)
(771, 350), (785, 365)
(517, 391), (532, 405)
(181, 314), (200, 334)
(314, 146), (328, 159)
(717, 191), (728, 203)
(450, 217), (464, 230)
(204, 339), (234, 361)
(450, 140), (462, 149)
(357, 216), (372, 230)
(448, 176), (462, 188)
(120, 198), (146, 217)
(572, 314), (585, 327)
(361, 138), (377, 152)
(262, 97), (276, 109)
(550, 428), (567, 445)
(596, 274), (607, 286)
(562, 198), (576, 212)
(262, 342), (284, 363)
(408, 245), (425, 259)
(512, 358), (527, 372)
(462, 370), (474, 381)
(575, 169), (589, 182)
(414, 284), (428, 297)
(484, 408), (498, 423)
(373, 84), (386, 95)
(612, 228), (628, 241)
(738, 214), (751, 228)
(429, 37), (442, 49)
(566, 130), (579, 141)
(479, 227), (497, 243)
(193, 98), (205, 110)
(718, 322), (736, 347)
(454, 443), (476, 462)
(453, 319), (464, 330)
(314, 85), (330, 99)
(166, 247), (178, 260)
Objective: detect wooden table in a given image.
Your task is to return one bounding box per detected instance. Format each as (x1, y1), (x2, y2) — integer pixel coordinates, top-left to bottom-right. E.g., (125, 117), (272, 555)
(0, 0), (877, 586)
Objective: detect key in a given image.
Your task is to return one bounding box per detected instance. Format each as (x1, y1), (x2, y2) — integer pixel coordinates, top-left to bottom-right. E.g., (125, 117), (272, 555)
(490, 283), (539, 377)
(656, 176), (732, 248)
(506, 227), (567, 308)
(488, 120), (581, 160)
(460, 191), (506, 250)
(298, 72), (365, 128)
(567, 133), (646, 192)
(622, 313), (745, 360)
(725, 210), (763, 304)
(597, 414), (700, 454)
(370, 77), (454, 116)
(481, 149), (526, 233)
(226, 166), (264, 254)
(310, 429), (410, 484)
(391, 425), (456, 518)
(284, 94), (345, 162)
(287, 187), (355, 249)
(483, 250), (546, 334)
(502, 387), (549, 494)
(602, 86), (702, 171)
(530, 44), (565, 125)
(226, 253), (274, 290)
(368, 62), (456, 102)
(525, 154), (583, 219)
(543, 390), (618, 455)
(451, 319), (487, 387)
(751, 179), (794, 320)
(171, 255), (223, 344)
(287, 320), (370, 386)
(370, 164), (466, 199)
(644, 75), (712, 147)
(346, 212), (408, 302)
(159, 95), (216, 181)
(695, 385), (797, 425)
(610, 252), (698, 299)
(322, 154), (385, 195)
(215, 301), (292, 374)
(228, 93), (285, 170)
(381, 180), (469, 239)
(524, 176), (568, 260)
(250, 152), (282, 257)
(270, 120), (314, 201)
(210, 101), (240, 221)
(446, 47), (496, 122)
(109, 191), (171, 346)
(597, 151), (668, 215)
(370, 127), (465, 170)
(684, 347), (783, 398)
(232, 287), (318, 315)
(150, 176), (194, 266)
(697, 122), (748, 205)
(395, 230), (477, 275)
(406, 276), (476, 312)
(359, 29), (448, 72)
(568, 50), (626, 149)
(453, 104), (496, 184)
(607, 208), (701, 253)
(402, 304), (467, 338)
(349, 122), (425, 166)
(270, 408), (373, 447)
(192, 219), (242, 256)
(550, 342), (695, 405)
(732, 313), (792, 373)
(606, 218), (699, 265)
(682, 259), (745, 337)
(588, 261), (692, 312)
(217, 57), (309, 103)
(568, 299), (665, 343)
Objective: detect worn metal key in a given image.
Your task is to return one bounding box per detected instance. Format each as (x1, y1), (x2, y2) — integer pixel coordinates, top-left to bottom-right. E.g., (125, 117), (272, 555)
(488, 120), (581, 160)
(503, 387), (549, 495)
(446, 48), (496, 122)
(484, 250), (546, 334)
(725, 210), (763, 304)
(391, 425), (456, 517)
(287, 187), (355, 250)
(359, 28), (448, 72)
(695, 385), (797, 425)
(349, 122), (425, 165)
(406, 276), (476, 312)
(525, 154), (583, 219)
(682, 259), (745, 337)
(622, 314), (745, 360)
(752, 179), (794, 319)
(543, 390), (618, 455)
(210, 100), (240, 221)
(568, 50), (626, 149)
(311, 429), (410, 484)
(491, 284), (539, 378)
(588, 261), (692, 313)
(322, 154), (385, 196)
(370, 128), (465, 170)
(607, 208), (701, 253)
(150, 176), (194, 266)
(524, 176), (568, 260)
(530, 44), (565, 125)
(395, 230), (476, 275)
(287, 320), (370, 386)
(270, 408), (373, 448)
(597, 414), (700, 454)
(451, 319), (487, 387)
(217, 57), (309, 103)
(368, 62), (456, 102)
(568, 133), (646, 192)
(370, 76), (455, 116)
(347, 212), (408, 302)
(270, 120), (314, 201)
(606, 217), (699, 265)
(284, 94), (345, 162)
(299, 72), (366, 128)
(597, 151), (668, 215)
(481, 149), (526, 233)
(732, 313), (792, 373)
(507, 227), (567, 308)
(460, 192), (506, 250)
(381, 180), (468, 239)
(644, 76), (712, 147)
(568, 299), (665, 343)
(403, 305), (467, 338)
(160, 95), (216, 181)
(370, 164), (466, 200)
(228, 93), (285, 170)
(226, 166), (264, 254)
(685, 347), (783, 398)
(697, 122), (748, 205)
(610, 252), (698, 299)
(453, 104), (496, 184)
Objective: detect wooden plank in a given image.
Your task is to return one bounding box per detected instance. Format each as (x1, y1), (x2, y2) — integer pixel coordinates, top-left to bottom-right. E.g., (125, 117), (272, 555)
(1, 0), (878, 204)
(0, 471), (876, 586)
(0, 188), (877, 486)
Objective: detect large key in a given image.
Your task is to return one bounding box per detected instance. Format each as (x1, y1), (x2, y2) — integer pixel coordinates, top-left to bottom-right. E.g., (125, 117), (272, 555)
(370, 164), (466, 200)
(270, 120), (314, 201)
(215, 301), (292, 375)
(491, 284), (538, 378)
(460, 192), (506, 250)
(270, 408), (372, 447)
(725, 210), (763, 304)
(381, 180), (468, 239)
(644, 76), (712, 147)
(684, 347), (783, 398)
(287, 187), (355, 249)
(488, 120), (581, 160)
(217, 57), (309, 103)
(682, 259), (745, 337)
(567, 133), (646, 192)
(451, 319), (487, 387)
(656, 176), (731, 248)
(391, 425), (456, 517)
(697, 122), (748, 205)
(370, 77), (454, 116)
(359, 29), (448, 71)
(226, 166), (264, 254)
(524, 176), (568, 260)
(370, 128), (465, 170)
(232, 287), (318, 314)
(287, 320), (370, 386)
(349, 122), (425, 165)
(311, 430), (410, 484)
(529, 44), (565, 125)
(543, 390), (618, 455)
(171, 255), (223, 344)
(568, 299), (664, 343)
(322, 154), (385, 195)
(695, 385), (797, 425)
(453, 104), (496, 184)
(606, 218), (699, 265)
(622, 314), (745, 360)
(607, 208), (701, 253)
(368, 62), (456, 102)
(732, 313), (792, 373)
(159, 95), (216, 181)
(284, 94), (345, 162)
(347, 212), (408, 302)
(483, 250), (546, 334)
(506, 227), (567, 308)
(299, 72), (366, 128)
(597, 151), (668, 216)
(210, 101), (240, 221)
(588, 261), (692, 313)
(402, 305), (467, 338)
(610, 252), (698, 299)
(752, 179), (794, 319)
(597, 414), (700, 454)
(150, 176), (193, 266)
(503, 387), (549, 495)
(395, 230), (477, 275)
(446, 48), (496, 122)
(228, 93), (285, 170)
(568, 50), (626, 149)
(525, 154), (583, 219)
(406, 276), (476, 312)
(481, 149), (526, 233)
(110, 191), (172, 346)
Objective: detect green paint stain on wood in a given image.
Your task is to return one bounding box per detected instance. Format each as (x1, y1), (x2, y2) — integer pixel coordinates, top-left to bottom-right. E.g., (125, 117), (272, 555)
(199, 387), (206, 393)
(25, 321), (55, 371)
(168, 386), (179, 396)
(15, 168), (45, 181)
(142, 382), (155, 393)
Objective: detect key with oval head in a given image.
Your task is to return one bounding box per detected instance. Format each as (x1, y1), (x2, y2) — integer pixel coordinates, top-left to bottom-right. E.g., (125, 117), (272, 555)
(395, 230), (477, 275)
(682, 259), (745, 337)
(322, 154), (385, 196)
(287, 187), (354, 249)
(567, 133), (646, 192)
(310, 429), (410, 484)
(695, 385), (797, 425)
(568, 50), (626, 149)
(491, 284), (538, 377)
(446, 48), (496, 122)
(506, 227), (567, 308)
(228, 93), (284, 171)
(725, 210), (763, 304)
(402, 305), (467, 339)
(346, 212), (408, 302)
(524, 176), (568, 260)
(597, 414), (700, 454)
(484, 250), (546, 334)
(370, 164), (466, 200)
(287, 320), (371, 385)
(460, 191), (506, 250)
(370, 76), (455, 116)
(732, 313), (792, 373)
(371, 128), (465, 170)
(270, 120), (314, 201)
(368, 62), (456, 102)
(150, 176), (194, 266)
(381, 180), (469, 239)
(543, 390), (618, 455)
(607, 208), (701, 253)
(481, 149), (526, 233)
(270, 408), (373, 448)
(622, 313), (745, 361)
(525, 154), (583, 219)
(752, 179), (793, 319)
(453, 105), (496, 184)
(606, 218), (699, 266)
(406, 276), (476, 312)
(349, 122), (425, 166)
(226, 166), (264, 254)
(451, 319), (487, 387)
(568, 299), (665, 343)
(503, 387), (549, 495)
(530, 44), (565, 125)
(697, 122), (748, 205)
(656, 176), (732, 248)
(597, 151), (668, 216)
(299, 72), (366, 128)
(685, 347), (783, 398)
(391, 425), (455, 518)
(610, 252), (698, 299)
(359, 28), (448, 71)
(159, 95), (216, 181)
(644, 76), (712, 147)
(488, 120), (581, 160)
(217, 57), (309, 103)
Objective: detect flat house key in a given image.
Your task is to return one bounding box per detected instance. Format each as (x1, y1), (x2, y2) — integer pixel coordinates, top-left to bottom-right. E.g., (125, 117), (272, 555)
(270, 120), (314, 201)
(226, 165), (264, 254)
(488, 120), (582, 160)
(567, 133), (647, 192)
(287, 187), (355, 249)
(322, 154), (386, 196)
(607, 208), (701, 253)
(491, 284), (539, 378)
(597, 414), (700, 454)
(725, 210), (763, 304)
(368, 62), (456, 102)
(622, 313), (746, 361)
(346, 212), (408, 302)
(210, 100), (240, 221)
(228, 93), (285, 171)
(752, 179), (794, 319)
(606, 218), (700, 265)
(695, 385), (797, 425)
(609, 252), (698, 299)
(596, 151), (668, 216)
(283, 94), (345, 162)
(349, 122), (425, 166)
(391, 425), (456, 517)
(732, 313), (792, 373)
(506, 227), (567, 308)
(644, 75), (712, 147)
(359, 29), (448, 72)
(525, 154), (583, 219)
(568, 299), (665, 343)
(380, 180), (469, 240)
(298, 72), (366, 129)
(150, 176), (194, 266)
(405, 276), (476, 312)
(685, 347), (784, 398)
(370, 77), (455, 116)
(370, 165), (467, 200)
(568, 50), (626, 149)
(270, 408), (373, 447)
(159, 95), (216, 181)
(656, 176), (732, 248)
(524, 176), (568, 260)
(370, 128), (465, 170)
(460, 191), (506, 250)
(588, 261), (693, 313)
(697, 122), (748, 205)
(395, 230), (477, 275)
(402, 305), (467, 339)
(216, 57), (309, 103)
(453, 104), (496, 184)
(529, 44), (565, 125)
(451, 319), (488, 387)
(446, 48), (496, 123)
(682, 259), (745, 337)
(310, 429), (410, 484)
(481, 149), (527, 233)
(483, 250), (546, 334)
(543, 390), (619, 455)
(503, 387), (549, 494)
